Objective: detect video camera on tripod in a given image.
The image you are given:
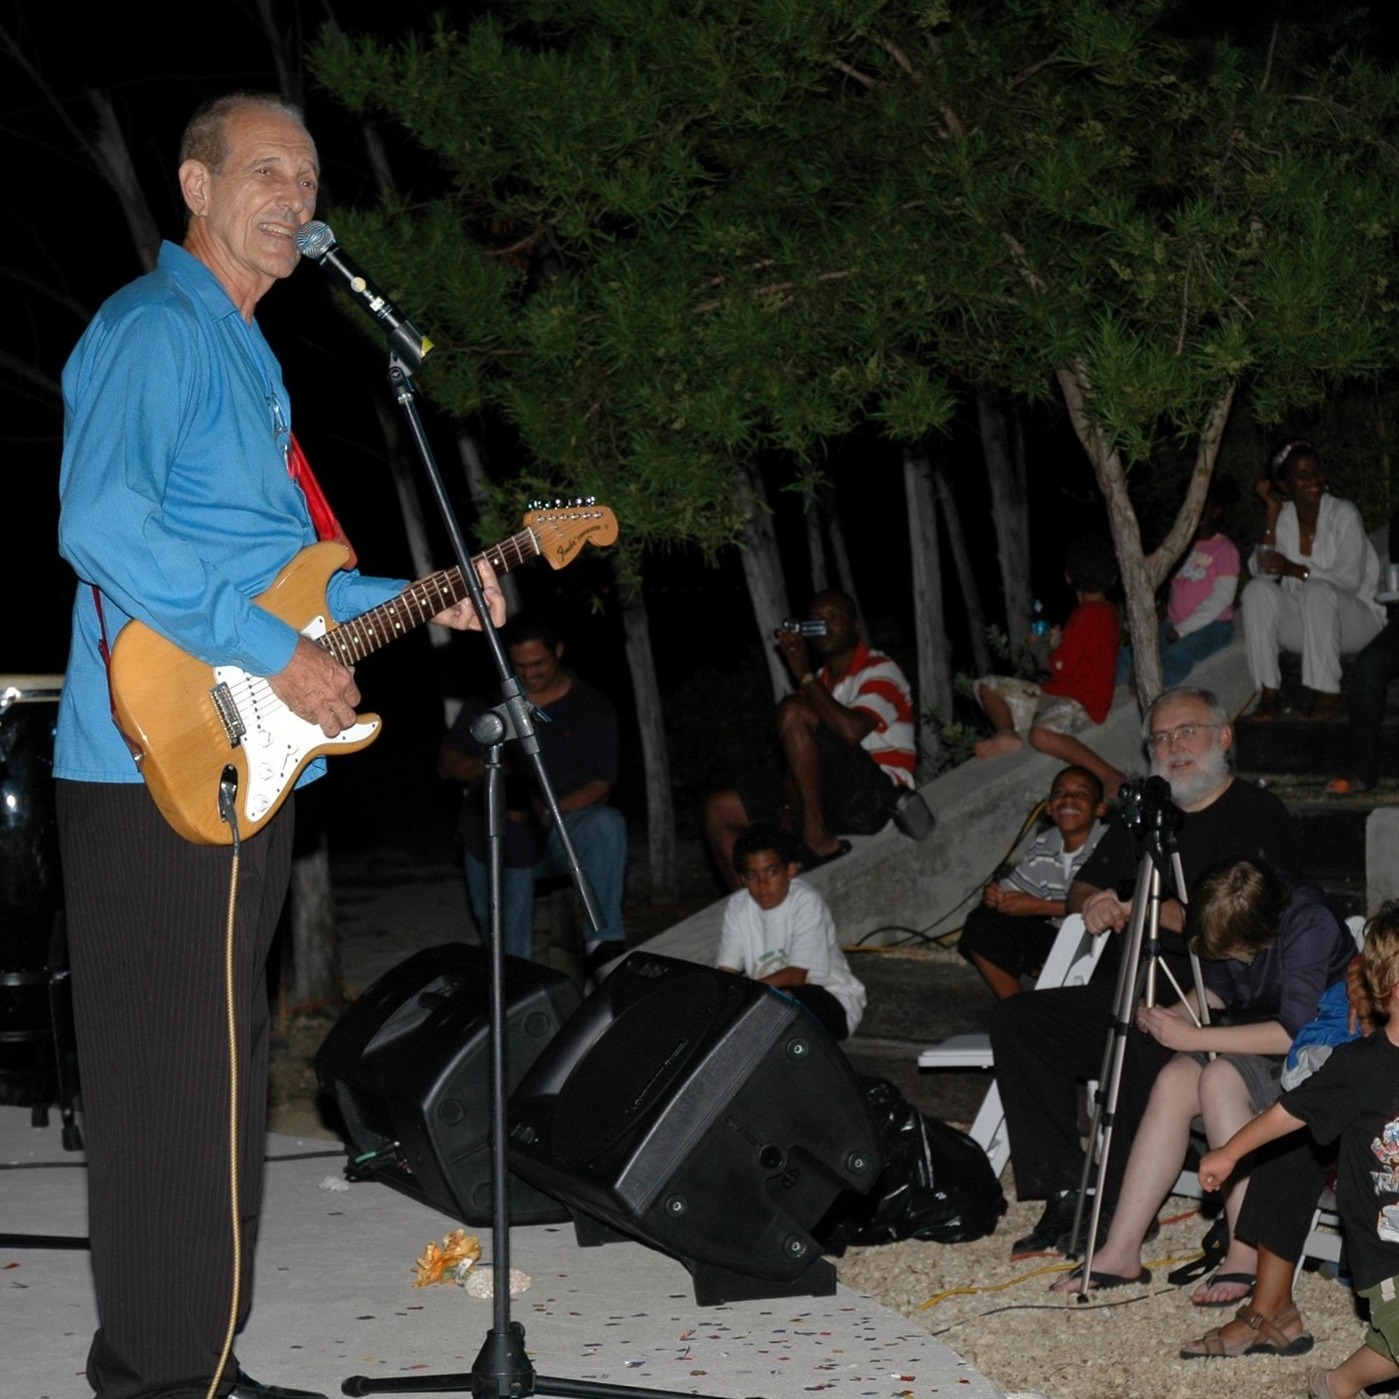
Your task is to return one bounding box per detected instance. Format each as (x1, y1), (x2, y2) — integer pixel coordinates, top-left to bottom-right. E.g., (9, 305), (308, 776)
(1117, 775), (1184, 839)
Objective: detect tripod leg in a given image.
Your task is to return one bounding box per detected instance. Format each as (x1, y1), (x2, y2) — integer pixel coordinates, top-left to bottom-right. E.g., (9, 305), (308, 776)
(1070, 864), (1159, 1296)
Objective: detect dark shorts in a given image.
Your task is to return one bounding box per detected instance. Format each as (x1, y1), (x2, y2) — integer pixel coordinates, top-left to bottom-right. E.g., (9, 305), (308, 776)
(958, 905), (1061, 981)
(738, 725), (900, 837)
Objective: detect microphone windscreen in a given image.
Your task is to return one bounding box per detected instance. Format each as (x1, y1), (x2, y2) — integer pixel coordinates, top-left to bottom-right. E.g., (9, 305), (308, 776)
(295, 221), (337, 259)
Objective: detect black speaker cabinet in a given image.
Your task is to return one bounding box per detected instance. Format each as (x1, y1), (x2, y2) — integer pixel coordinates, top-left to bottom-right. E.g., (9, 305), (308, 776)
(505, 951), (883, 1305)
(314, 943), (581, 1226)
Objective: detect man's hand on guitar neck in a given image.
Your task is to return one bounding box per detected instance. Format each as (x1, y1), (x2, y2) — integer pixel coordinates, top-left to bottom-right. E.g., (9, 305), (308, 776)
(271, 637), (363, 738)
(432, 558), (507, 632)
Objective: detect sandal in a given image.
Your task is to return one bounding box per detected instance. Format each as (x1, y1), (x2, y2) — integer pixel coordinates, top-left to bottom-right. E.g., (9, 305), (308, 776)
(1179, 1302), (1313, 1360)
(1307, 1367), (1369, 1398)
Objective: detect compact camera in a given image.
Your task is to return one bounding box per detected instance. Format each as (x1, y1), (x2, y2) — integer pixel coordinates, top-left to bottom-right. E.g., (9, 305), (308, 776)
(779, 618), (827, 637)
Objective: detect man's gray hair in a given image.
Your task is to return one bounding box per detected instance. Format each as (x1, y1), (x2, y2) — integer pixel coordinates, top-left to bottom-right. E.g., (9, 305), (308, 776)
(179, 92), (306, 172)
(1142, 686), (1234, 769)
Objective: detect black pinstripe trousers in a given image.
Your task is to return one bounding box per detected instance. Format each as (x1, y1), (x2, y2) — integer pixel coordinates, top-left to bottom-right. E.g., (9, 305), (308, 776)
(57, 781), (294, 1399)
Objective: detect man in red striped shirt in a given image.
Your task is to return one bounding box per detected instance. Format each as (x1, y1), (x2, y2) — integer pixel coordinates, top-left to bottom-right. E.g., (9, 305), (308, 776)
(704, 590), (916, 889)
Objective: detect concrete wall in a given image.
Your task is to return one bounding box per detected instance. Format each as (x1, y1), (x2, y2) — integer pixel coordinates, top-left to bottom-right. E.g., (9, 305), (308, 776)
(645, 637), (1259, 968)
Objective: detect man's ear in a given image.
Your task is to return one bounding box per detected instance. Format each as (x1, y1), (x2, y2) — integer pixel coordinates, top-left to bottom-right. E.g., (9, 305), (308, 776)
(785, 862), (801, 878)
(179, 159), (210, 218)
(1094, 801), (1108, 817)
(1217, 722), (1235, 754)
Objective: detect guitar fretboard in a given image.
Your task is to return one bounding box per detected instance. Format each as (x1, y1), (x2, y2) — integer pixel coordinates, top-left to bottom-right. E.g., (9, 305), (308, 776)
(317, 527), (540, 667)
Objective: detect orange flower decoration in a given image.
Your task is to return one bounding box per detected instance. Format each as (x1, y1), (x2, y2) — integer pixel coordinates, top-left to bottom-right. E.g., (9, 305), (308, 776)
(413, 1228), (482, 1287)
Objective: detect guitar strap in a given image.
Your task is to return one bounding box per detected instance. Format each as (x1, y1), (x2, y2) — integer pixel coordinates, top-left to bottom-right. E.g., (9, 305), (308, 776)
(286, 431), (357, 567)
(91, 432), (356, 743)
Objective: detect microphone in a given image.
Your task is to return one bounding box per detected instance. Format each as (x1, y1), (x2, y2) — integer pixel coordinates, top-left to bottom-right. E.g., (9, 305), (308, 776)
(295, 220), (433, 372)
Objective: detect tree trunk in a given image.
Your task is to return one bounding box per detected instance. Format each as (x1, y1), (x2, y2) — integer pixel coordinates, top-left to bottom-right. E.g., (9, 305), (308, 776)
(933, 461), (992, 678)
(902, 443), (953, 720)
(976, 380), (1032, 654)
(735, 464), (793, 701)
(612, 564), (677, 902)
(1056, 364), (1234, 712)
(825, 493), (862, 618)
(289, 840), (339, 1006)
(87, 91), (162, 273)
(804, 497), (829, 596)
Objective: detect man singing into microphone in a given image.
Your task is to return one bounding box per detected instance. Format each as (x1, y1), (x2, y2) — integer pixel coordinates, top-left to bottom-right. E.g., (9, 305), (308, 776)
(53, 93), (504, 1399)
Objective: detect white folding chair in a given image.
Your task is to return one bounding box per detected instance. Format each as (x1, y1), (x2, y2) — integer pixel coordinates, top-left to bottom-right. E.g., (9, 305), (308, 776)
(917, 913), (1105, 1177)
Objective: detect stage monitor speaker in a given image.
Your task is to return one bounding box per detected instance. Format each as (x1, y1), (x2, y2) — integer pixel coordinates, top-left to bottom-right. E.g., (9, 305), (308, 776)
(314, 942), (581, 1226)
(505, 951), (883, 1305)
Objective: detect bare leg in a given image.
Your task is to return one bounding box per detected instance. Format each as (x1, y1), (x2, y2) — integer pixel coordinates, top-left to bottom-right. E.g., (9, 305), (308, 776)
(1189, 1059), (1261, 1305)
(1049, 1054), (1200, 1290)
(702, 788), (750, 891)
(970, 953), (1024, 1000)
(1028, 726), (1127, 799)
(774, 695), (842, 859)
(974, 684), (1024, 759)
(1315, 1346), (1399, 1398)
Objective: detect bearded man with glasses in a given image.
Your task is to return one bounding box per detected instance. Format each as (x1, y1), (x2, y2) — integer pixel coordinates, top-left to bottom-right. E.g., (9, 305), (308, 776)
(989, 687), (1302, 1264)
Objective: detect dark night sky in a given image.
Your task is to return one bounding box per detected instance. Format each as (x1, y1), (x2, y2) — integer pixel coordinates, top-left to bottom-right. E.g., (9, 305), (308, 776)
(0, 3), (1101, 781)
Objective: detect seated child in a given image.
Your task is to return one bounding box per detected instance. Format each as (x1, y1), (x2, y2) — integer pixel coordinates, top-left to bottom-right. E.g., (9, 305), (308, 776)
(716, 823), (866, 1041)
(1197, 903), (1399, 1399)
(974, 534), (1125, 797)
(1117, 476), (1241, 689)
(957, 765), (1108, 999)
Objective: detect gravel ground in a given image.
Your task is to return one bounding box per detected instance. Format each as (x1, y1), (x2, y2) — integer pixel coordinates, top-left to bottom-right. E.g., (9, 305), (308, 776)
(832, 1180), (1378, 1399)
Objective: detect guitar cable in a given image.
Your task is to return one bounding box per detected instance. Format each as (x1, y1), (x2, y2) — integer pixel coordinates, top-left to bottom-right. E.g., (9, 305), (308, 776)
(208, 766), (243, 1399)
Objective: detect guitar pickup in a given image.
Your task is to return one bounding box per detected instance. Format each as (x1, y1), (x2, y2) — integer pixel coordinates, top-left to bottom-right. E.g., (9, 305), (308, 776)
(210, 682), (247, 747)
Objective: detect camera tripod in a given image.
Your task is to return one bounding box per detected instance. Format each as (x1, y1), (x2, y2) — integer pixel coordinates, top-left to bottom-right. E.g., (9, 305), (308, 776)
(1066, 778), (1212, 1301)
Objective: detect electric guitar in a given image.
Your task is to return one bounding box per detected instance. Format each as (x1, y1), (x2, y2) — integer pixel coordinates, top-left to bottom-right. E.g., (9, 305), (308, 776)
(108, 503), (618, 846)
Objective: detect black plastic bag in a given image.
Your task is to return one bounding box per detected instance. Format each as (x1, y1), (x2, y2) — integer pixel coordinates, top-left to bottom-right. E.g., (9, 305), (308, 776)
(818, 1077), (1006, 1251)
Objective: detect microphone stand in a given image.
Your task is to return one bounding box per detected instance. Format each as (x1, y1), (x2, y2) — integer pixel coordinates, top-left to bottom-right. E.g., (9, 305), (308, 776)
(340, 353), (719, 1399)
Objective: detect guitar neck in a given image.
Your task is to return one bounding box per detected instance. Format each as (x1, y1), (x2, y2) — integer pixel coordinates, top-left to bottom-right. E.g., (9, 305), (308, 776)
(316, 526), (539, 667)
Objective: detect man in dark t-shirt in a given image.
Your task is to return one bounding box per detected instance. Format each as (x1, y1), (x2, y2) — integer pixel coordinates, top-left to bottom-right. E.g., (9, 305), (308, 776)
(440, 616), (626, 974)
(990, 686), (1301, 1259)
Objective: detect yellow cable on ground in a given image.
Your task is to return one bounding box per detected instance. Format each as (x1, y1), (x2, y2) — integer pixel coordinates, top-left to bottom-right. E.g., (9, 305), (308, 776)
(916, 1250), (1205, 1310)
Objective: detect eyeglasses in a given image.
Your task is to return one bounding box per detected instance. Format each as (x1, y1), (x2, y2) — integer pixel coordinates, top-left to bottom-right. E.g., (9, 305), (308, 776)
(1147, 721), (1220, 752)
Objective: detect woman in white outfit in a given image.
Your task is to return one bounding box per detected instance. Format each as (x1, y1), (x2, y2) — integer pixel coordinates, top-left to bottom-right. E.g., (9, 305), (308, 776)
(1240, 439), (1384, 719)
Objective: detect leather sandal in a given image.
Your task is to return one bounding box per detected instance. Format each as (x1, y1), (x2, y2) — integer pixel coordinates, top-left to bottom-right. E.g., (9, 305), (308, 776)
(1178, 1301), (1313, 1360)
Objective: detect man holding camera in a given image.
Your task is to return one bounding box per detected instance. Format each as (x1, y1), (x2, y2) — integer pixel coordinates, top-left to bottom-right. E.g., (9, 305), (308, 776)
(989, 686), (1301, 1259)
(703, 589), (916, 890)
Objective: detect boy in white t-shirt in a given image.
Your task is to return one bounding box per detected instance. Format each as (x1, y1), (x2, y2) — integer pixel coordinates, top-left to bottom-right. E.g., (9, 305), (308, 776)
(716, 824), (866, 1040)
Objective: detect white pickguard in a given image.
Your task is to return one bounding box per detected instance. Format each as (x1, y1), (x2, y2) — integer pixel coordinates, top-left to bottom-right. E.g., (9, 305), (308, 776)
(211, 612), (379, 827)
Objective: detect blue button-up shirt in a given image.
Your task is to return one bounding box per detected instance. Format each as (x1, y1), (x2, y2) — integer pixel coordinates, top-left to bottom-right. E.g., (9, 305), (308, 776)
(55, 241), (403, 783)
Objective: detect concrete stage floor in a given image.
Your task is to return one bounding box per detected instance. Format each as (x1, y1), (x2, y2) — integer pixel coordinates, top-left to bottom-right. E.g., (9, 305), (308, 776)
(2, 1104), (1006, 1399)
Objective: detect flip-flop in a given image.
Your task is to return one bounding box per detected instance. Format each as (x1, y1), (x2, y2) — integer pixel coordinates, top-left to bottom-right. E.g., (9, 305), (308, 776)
(805, 839), (852, 870)
(1191, 1270), (1255, 1308)
(1053, 1266), (1152, 1293)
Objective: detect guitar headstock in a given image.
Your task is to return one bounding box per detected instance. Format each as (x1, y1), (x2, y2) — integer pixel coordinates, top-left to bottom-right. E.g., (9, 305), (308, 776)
(523, 499), (619, 570)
